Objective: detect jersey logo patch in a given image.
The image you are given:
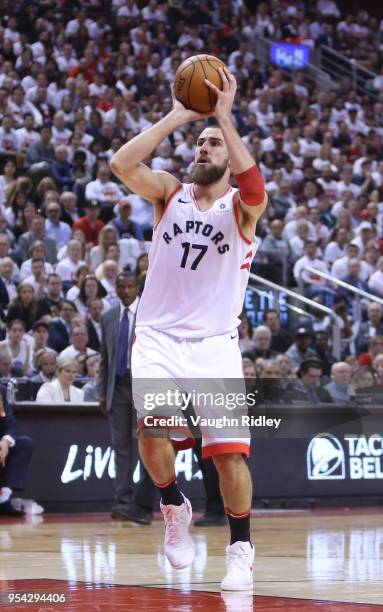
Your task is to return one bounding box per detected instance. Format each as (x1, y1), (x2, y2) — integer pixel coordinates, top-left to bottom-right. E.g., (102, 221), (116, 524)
(215, 201), (230, 214)
(240, 249), (253, 271)
(178, 198), (191, 204)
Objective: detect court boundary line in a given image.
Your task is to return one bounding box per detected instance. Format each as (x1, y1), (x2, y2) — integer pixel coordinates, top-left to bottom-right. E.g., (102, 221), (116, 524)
(2, 578), (382, 607)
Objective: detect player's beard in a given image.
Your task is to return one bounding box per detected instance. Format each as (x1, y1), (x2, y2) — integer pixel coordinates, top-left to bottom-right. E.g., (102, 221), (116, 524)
(190, 159), (229, 186)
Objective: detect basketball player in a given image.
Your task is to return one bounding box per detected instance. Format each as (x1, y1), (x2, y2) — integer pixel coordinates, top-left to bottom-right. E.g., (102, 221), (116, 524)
(110, 67), (267, 591)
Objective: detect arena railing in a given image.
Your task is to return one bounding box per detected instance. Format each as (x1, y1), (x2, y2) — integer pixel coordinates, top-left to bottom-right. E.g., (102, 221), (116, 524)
(298, 266), (383, 321)
(252, 35), (334, 92)
(248, 272), (341, 359)
(317, 45), (380, 100)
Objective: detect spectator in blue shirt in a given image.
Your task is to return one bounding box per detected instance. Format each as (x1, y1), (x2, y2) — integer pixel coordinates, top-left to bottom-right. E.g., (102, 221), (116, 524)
(44, 201), (72, 248)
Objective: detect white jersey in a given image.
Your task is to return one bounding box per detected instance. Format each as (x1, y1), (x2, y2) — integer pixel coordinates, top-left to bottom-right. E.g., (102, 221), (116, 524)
(136, 182), (259, 338)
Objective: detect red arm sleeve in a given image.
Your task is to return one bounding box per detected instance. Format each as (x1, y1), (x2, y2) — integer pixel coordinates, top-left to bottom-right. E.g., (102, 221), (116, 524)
(234, 164), (265, 206)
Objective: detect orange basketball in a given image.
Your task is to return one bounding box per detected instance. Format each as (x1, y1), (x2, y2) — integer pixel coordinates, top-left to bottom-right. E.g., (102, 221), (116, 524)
(173, 54), (226, 113)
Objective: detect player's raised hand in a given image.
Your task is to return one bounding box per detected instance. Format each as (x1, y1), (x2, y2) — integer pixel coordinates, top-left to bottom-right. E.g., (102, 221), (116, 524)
(171, 93), (213, 124)
(204, 67), (237, 121)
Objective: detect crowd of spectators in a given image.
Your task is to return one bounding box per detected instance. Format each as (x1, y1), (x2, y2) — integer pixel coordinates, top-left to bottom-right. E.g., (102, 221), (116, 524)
(239, 307), (383, 404)
(0, 0), (381, 403)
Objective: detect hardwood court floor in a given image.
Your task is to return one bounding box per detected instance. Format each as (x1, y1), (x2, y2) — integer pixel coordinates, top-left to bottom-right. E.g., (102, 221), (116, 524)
(0, 508), (382, 611)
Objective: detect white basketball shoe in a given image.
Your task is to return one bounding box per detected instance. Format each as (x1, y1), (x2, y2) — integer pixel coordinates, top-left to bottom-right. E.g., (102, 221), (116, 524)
(221, 541), (254, 591)
(160, 494), (195, 569)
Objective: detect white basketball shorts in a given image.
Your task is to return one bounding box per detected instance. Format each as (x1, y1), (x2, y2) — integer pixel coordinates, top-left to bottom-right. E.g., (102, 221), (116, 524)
(131, 326), (251, 458)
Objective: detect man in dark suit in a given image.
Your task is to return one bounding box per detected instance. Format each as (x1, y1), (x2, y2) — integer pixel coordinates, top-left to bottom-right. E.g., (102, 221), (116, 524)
(86, 298), (103, 352)
(0, 385), (33, 516)
(47, 300), (77, 353)
(99, 272), (155, 524)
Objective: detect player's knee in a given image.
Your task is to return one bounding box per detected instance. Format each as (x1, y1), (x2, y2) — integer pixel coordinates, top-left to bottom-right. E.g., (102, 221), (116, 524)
(139, 432), (161, 448)
(213, 452), (244, 474)
(138, 433), (170, 457)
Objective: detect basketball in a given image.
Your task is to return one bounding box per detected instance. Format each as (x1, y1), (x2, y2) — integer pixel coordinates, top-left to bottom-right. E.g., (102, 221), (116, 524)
(173, 54), (226, 113)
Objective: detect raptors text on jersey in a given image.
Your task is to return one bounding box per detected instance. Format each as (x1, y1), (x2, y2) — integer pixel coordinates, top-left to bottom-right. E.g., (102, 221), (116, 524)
(136, 183), (260, 338)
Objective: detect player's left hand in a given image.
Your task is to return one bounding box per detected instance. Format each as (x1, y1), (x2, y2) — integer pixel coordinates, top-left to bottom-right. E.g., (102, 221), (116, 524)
(204, 67), (237, 121)
(171, 93), (213, 124)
